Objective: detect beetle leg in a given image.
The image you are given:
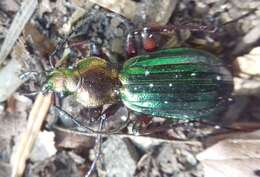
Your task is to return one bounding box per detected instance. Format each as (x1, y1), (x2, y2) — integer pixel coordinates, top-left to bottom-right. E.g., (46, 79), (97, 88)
(141, 27), (157, 52)
(51, 105), (97, 132)
(46, 113), (106, 177)
(52, 107), (107, 177)
(49, 37), (69, 68)
(127, 23), (216, 55)
(196, 119), (251, 132)
(19, 71), (48, 96)
(19, 71), (40, 81)
(48, 19), (84, 68)
(126, 33), (137, 57)
(51, 103), (130, 134)
(89, 43), (103, 57)
(84, 114), (106, 177)
(130, 114), (153, 135)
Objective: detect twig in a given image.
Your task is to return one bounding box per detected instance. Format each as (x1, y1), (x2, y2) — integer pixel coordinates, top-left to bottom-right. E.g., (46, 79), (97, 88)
(11, 93), (52, 177)
(0, 0), (38, 65)
(89, 0), (137, 20)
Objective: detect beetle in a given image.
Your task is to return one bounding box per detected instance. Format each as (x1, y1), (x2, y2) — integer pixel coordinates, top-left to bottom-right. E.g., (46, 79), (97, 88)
(45, 48), (233, 120)
(43, 42), (233, 177)
(21, 11), (235, 177)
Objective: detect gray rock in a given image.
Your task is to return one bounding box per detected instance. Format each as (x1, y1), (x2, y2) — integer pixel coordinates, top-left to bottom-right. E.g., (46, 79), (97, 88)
(0, 161), (11, 177)
(135, 143), (203, 177)
(25, 151), (80, 177)
(98, 137), (139, 177)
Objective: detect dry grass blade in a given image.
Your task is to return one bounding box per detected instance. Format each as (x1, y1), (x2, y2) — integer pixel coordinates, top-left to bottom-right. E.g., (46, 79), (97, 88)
(89, 0), (137, 20)
(0, 39), (31, 102)
(10, 93), (52, 177)
(0, 0), (38, 65)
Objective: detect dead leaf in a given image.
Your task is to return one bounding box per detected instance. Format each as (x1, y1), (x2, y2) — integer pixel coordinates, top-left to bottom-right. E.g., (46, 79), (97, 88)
(0, 0), (19, 13)
(89, 0), (177, 25)
(23, 23), (55, 58)
(197, 138), (260, 177)
(0, 39), (30, 102)
(199, 159), (260, 177)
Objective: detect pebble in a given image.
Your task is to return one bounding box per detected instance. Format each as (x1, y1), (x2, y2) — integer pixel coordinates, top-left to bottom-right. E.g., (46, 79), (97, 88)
(99, 137), (139, 177)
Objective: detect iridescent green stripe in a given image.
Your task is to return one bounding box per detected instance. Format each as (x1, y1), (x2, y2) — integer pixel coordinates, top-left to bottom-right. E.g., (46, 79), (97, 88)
(123, 48), (220, 68)
(120, 72), (226, 84)
(124, 83), (219, 93)
(125, 100), (216, 110)
(123, 99), (227, 119)
(121, 63), (215, 76)
(120, 89), (218, 102)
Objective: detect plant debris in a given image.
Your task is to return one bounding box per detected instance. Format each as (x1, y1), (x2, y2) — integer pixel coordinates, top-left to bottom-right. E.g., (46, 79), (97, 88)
(0, 0), (260, 177)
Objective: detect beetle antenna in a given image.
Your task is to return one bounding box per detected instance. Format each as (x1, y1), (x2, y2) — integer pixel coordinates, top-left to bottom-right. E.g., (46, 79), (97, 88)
(50, 106), (108, 177)
(48, 28), (75, 68)
(221, 8), (257, 26)
(19, 71), (41, 82)
(52, 104), (131, 134)
(19, 71), (50, 96)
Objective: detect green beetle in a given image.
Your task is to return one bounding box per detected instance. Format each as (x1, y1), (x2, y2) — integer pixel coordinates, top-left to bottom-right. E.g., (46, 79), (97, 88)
(45, 48), (233, 120)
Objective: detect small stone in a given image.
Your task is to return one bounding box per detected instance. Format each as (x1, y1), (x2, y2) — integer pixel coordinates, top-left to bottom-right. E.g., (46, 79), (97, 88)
(135, 143), (202, 177)
(0, 161), (11, 177)
(111, 38), (124, 53)
(0, 59), (24, 102)
(99, 137), (138, 177)
(233, 25), (260, 54)
(234, 77), (260, 97)
(30, 131), (57, 162)
(235, 47), (260, 76)
(156, 144), (179, 174)
(27, 151), (80, 177)
(89, 0), (178, 25)
(130, 136), (164, 151)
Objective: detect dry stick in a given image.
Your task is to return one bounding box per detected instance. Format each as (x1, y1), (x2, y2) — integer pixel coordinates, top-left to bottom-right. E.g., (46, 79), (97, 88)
(11, 93), (52, 177)
(53, 125), (202, 146)
(89, 0), (138, 20)
(0, 0), (38, 65)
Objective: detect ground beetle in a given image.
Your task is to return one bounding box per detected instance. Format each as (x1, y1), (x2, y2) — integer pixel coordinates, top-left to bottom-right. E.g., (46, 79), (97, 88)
(45, 47), (233, 120)
(21, 12), (236, 177)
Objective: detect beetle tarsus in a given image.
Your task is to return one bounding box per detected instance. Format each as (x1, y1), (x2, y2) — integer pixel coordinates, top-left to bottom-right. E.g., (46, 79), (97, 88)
(84, 115), (106, 177)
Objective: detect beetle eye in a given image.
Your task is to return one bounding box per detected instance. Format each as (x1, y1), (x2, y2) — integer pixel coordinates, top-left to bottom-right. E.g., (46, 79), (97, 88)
(41, 82), (52, 95)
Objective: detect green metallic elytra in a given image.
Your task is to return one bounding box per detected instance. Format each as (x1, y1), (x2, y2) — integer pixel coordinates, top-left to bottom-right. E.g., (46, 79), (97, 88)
(46, 48), (233, 120)
(119, 48), (233, 120)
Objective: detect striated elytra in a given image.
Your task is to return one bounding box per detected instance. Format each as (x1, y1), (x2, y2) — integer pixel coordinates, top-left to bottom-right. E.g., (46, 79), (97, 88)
(119, 48), (233, 120)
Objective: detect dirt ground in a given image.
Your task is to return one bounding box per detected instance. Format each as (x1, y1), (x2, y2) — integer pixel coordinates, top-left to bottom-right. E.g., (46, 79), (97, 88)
(0, 0), (260, 177)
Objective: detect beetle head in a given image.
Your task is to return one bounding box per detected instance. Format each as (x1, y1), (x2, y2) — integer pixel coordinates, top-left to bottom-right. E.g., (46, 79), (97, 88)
(42, 69), (76, 96)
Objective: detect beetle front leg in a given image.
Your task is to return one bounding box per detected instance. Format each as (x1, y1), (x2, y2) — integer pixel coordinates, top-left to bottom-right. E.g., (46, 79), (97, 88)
(126, 33), (137, 57)
(50, 105), (97, 132)
(125, 22), (218, 56)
